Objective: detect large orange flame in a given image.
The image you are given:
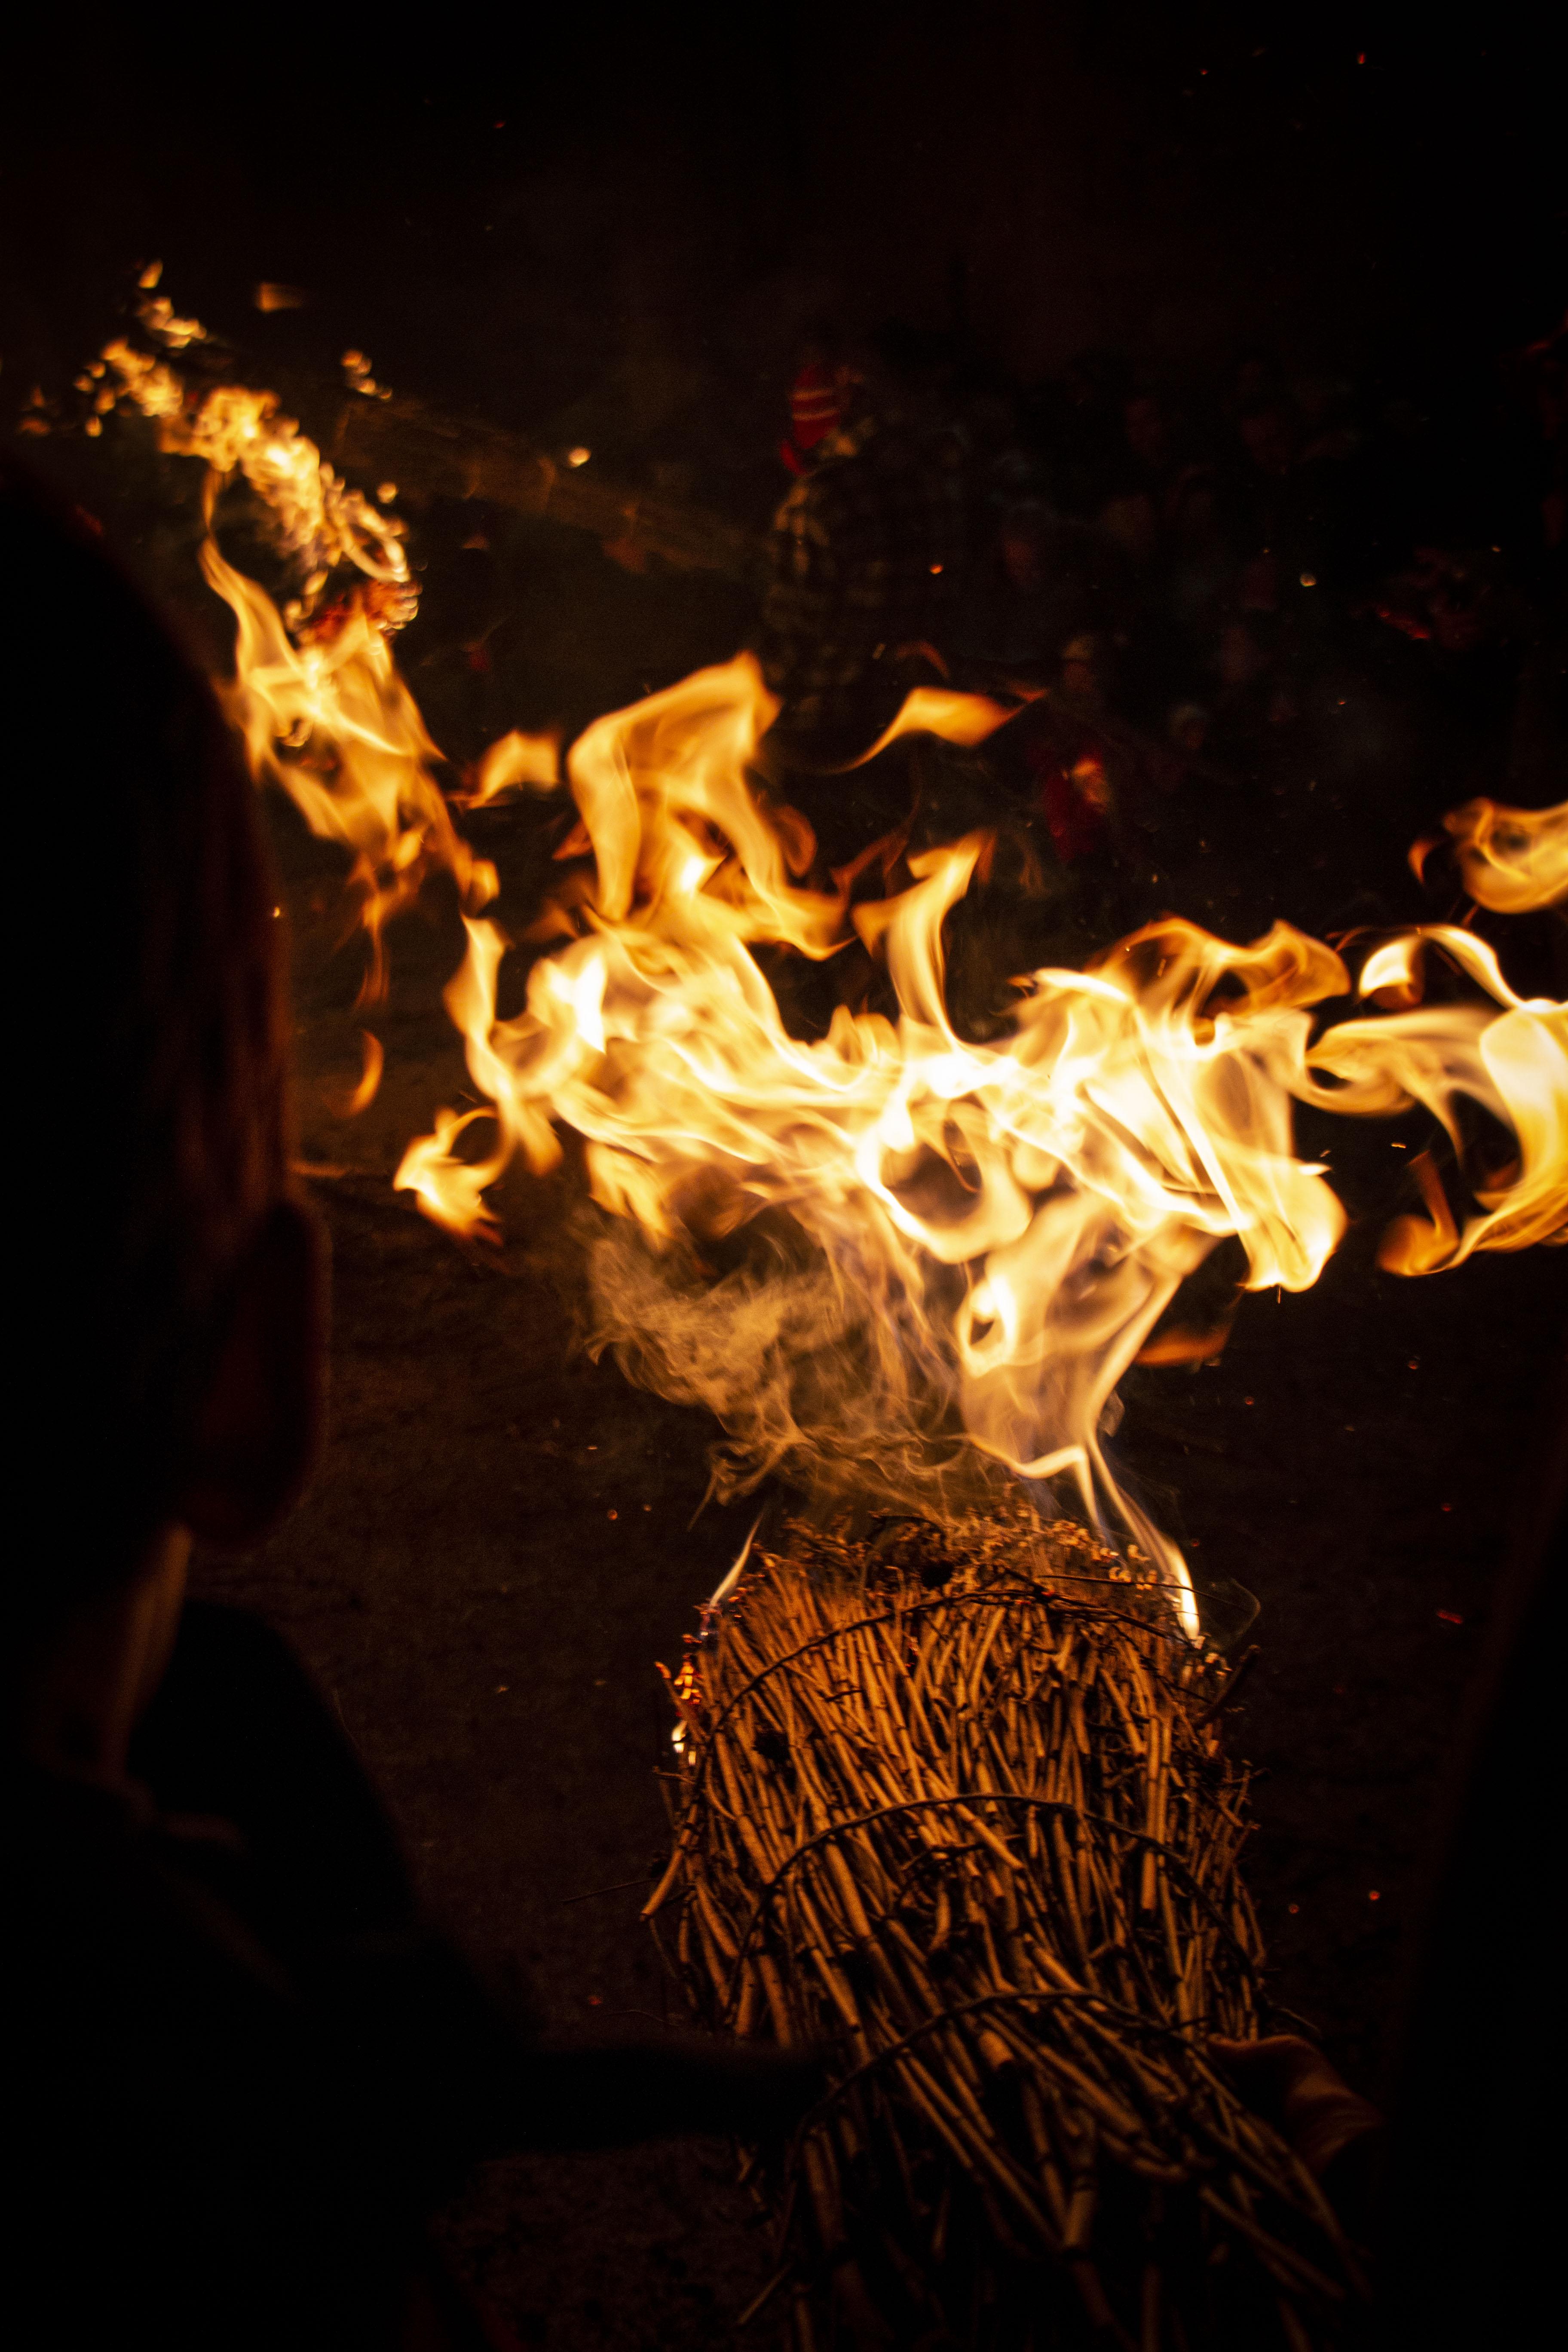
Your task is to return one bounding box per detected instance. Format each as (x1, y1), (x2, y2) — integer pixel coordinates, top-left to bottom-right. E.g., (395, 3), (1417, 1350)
(198, 532), (492, 1003)
(1411, 795), (1568, 911)
(74, 282), (1568, 1626)
(393, 658), (1568, 1630)
(92, 276), (495, 1032)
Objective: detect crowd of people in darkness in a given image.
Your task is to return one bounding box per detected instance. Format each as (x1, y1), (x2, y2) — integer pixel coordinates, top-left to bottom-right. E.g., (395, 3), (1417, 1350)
(756, 313), (1567, 945)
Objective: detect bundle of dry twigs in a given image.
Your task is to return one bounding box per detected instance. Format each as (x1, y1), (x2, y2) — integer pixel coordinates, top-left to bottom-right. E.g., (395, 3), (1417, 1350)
(648, 1503), (1363, 2351)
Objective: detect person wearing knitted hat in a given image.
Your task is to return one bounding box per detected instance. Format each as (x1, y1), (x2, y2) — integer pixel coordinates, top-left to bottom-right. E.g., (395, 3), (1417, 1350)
(780, 325), (855, 477)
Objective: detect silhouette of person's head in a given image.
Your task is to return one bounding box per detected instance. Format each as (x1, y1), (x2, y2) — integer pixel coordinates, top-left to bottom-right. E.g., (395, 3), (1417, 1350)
(3, 467), (322, 1765)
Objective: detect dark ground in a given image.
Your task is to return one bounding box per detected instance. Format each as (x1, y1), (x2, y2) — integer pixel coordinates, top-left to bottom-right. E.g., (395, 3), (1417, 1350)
(181, 593), (1565, 2349)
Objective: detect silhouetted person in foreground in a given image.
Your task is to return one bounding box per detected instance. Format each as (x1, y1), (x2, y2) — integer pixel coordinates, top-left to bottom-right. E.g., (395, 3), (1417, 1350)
(1, 469), (816, 2349)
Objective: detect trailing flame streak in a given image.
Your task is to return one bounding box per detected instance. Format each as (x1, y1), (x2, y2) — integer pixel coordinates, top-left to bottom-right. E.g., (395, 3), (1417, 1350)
(200, 534), (496, 1006)
(850, 686), (1014, 761)
(346, 1032), (385, 1117)
(1136, 1322), (1236, 1366)
(395, 1107), (510, 1243)
(1318, 930), (1568, 1269)
(96, 286), (493, 1081)
(394, 655), (1568, 1632)
(1410, 796), (1568, 912)
(458, 727), (564, 806)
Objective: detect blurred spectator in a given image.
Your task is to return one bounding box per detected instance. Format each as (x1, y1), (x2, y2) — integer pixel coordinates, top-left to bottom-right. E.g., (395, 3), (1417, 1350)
(1200, 605), (1305, 789)
(1048, 348), (1133, 518)
(984, 500), (1058, 665)
(1038, 747), (1112, 866)
(739, 296), (1558, 918)
(1099, 488), (1160, 571)
(1226, 345), (1286, 421)
(1219, 389), (1360, 622)
(780, 324), (853, 478)
(953, 502), (1075, 681)
(1155, 462), (1234, 658)
(1237, 398), (1299, 482)
(1167, 701), (1210, 756)
(1123, 389), (1173, 481)
(1229, 398), (1300, 572)
(756, 325), (964, 760)
(1057, 630), (1110, 719)
(1296, 373), (1363, 468)
(1115, 386), (1196, 525)
(1369, 546), (1499, 655)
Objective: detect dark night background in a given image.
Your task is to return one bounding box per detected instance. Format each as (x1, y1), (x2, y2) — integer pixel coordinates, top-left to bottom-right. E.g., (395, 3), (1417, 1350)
(4, 8), (1566, 2347)
(5, 6), (1564, 480)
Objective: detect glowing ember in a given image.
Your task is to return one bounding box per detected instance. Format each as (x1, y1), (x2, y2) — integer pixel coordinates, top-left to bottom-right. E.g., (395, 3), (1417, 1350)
(101, 289), (409, 597)
(391, 658), (1568, 1631)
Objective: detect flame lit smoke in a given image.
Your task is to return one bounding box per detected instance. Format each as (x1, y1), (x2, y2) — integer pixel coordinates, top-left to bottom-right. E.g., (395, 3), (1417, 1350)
(394, 660), (1568, 1632)
(58, 278), (1568, 1631)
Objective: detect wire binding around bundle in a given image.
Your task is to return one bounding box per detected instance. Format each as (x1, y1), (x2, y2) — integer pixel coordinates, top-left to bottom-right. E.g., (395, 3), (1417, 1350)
(651, 1501), (1367, 2350)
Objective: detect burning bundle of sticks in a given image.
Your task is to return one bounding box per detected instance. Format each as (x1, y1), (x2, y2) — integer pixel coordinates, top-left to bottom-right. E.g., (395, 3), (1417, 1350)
(649, 1504), (1362, 2349)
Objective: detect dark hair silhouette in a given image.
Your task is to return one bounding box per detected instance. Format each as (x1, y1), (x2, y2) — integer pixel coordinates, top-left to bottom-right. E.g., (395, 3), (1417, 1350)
(3, 465), (289, 1610)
